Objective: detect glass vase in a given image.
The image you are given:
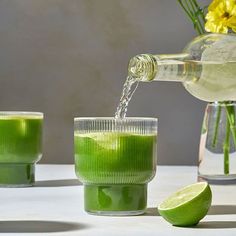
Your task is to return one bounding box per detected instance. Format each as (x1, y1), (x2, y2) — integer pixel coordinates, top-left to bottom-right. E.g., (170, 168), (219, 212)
(198, 102), (236, 183)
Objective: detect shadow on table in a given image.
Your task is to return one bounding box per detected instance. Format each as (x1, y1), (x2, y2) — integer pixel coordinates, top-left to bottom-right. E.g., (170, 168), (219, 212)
(208, 205), (236, 215)
(195, 221), (236, 229)
(143, 205), (236, 217)
(144, 207), (160, 216)
(35, 179), (82, 187)
(0, 220), (88, 233)
(205, 179), (236, 185)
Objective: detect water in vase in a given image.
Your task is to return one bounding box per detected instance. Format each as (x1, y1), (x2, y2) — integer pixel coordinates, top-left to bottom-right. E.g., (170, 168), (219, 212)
(198, 103), (236, 181)
(198, 148), (236, 180)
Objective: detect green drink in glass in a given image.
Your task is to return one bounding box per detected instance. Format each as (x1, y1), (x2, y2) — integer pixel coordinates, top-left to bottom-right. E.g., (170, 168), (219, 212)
(0, 112), (43, 187)
(74, 117), (157, 216)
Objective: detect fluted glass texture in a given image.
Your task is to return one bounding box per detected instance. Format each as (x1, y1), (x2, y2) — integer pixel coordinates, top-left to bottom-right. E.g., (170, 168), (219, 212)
(0, 112), (43, 163)
(0, 112), (43, 187)
(74, 118), (157, 185)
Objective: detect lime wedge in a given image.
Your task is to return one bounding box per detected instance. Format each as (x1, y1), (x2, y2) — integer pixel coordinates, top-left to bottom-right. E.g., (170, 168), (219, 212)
(158, 182), (212, 227)
(75, 132), (123, 150)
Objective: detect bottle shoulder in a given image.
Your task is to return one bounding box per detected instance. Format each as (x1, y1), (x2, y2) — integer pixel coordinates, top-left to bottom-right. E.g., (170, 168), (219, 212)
(183, 33), (236, 61)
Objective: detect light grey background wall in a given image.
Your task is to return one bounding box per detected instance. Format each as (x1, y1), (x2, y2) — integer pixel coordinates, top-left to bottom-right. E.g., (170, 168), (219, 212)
(0, 0), (211, 165)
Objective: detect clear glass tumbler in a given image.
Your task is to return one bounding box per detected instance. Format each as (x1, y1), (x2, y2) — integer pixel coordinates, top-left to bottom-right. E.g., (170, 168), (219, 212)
(198, 102), (236, 183)
(0, 112), (43, 187)
(74, 117), (157, 216)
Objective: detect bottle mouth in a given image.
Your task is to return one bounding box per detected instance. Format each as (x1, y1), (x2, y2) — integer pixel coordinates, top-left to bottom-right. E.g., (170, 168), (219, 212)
(128, 54), (157, 81)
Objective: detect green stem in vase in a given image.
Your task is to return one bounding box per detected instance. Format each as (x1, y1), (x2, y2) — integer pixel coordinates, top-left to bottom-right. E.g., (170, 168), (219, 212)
(191, 0), (206, 24)
(187, 0), (205, 33)
(223, 114), (230, 175)
(225, 105), (236, 147)
(177, 0), (205, 35)
(212, 105), (221, 148)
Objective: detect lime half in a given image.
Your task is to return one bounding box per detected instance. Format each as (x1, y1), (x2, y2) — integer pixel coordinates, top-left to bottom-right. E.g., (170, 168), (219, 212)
(158, 182), (212, 227)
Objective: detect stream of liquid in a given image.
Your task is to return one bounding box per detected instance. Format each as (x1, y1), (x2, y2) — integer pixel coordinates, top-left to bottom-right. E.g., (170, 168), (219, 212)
(115, 76), (139, 119)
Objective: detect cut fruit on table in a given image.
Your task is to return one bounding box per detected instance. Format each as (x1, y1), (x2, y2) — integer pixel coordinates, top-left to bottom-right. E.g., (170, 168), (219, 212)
(158, 182), (212, 227)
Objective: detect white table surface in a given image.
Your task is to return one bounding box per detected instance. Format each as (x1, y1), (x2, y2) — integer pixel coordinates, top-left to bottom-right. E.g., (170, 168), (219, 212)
(0, 165), (236, 236)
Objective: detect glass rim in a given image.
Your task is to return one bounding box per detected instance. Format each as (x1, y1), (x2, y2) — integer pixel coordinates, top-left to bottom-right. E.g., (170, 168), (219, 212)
(208, 102), (236, 107)
(74, 117), (158, 122)
(0, 111), (43, 117)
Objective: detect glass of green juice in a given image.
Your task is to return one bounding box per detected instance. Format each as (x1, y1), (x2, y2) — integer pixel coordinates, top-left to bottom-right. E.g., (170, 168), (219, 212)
(74, 117), (157, 216)
(0, 112), (43, 187)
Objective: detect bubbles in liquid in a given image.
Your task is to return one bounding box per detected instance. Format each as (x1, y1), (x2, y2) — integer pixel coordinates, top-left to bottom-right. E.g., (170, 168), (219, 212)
(115, 76), (139, 119)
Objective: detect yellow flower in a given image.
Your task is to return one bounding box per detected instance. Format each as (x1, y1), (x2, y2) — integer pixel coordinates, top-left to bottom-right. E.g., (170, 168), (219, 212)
(205, 0), (236, 33)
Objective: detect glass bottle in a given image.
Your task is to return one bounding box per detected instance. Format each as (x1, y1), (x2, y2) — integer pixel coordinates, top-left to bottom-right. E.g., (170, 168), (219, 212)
(128, 33), (236, 102)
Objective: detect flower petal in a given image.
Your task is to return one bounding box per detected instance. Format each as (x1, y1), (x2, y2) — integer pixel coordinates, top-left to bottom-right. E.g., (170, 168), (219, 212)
(205, 21), (228, 33)
(208, 0), (223, 11)
(204, 0), (236, 34)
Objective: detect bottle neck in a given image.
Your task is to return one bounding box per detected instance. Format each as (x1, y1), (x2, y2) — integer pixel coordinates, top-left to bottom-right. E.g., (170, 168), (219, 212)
(128, 53), (191, 82)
